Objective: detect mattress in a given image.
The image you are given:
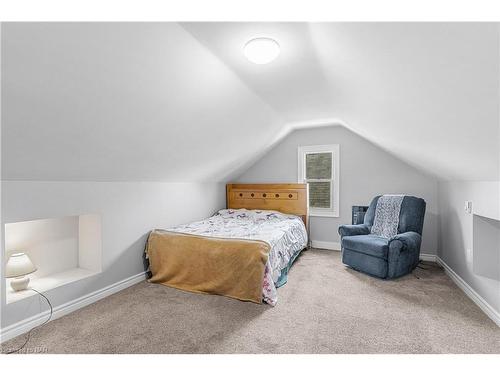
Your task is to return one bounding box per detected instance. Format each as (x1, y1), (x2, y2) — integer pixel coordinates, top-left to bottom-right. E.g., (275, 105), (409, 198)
(167, 208), (308, 305)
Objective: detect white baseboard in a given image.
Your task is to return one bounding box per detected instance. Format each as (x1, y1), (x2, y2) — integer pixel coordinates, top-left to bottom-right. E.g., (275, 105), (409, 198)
(419, 253), (437, 262)
(0, 271), (147, 343)
(436, 257), (500, 327)
(311, 240), (341, 251)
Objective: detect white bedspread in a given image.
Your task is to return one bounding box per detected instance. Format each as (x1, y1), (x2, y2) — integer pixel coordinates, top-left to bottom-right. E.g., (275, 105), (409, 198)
(167, 208), (308, 305)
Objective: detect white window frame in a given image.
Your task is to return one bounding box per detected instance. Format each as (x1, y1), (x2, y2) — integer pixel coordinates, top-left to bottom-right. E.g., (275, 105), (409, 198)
(298, 144), (340, 218)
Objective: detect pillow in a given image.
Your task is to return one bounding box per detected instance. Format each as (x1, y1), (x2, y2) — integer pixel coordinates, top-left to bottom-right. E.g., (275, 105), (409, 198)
(217, 208), (251, 219)
(251, 209), (288, 222)
(217, 208), (294, 222)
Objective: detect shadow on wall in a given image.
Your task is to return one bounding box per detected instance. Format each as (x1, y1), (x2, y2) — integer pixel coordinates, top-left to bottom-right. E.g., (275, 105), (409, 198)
(441, 210), (469, 271)
(422, 211), (439, 254)
(80, 233), (152, 295)
(142, 232), (152, 278)
(473, 214), (500, 281)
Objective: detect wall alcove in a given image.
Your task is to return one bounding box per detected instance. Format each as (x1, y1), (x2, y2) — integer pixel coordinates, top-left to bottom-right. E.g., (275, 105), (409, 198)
(4, 214), (102, 304)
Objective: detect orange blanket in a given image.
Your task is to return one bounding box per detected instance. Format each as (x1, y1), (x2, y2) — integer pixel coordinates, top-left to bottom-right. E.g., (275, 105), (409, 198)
(145, 230), (271, 304)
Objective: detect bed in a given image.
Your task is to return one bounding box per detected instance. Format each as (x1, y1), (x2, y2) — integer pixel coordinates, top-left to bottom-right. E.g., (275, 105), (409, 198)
(145, 184), (309, 305)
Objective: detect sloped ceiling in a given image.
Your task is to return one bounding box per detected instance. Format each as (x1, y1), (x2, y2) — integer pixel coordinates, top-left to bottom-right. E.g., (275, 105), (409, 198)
(2, 22), (499, 182)
(183, 22), (500, 181)
(1, 23), (282, 181)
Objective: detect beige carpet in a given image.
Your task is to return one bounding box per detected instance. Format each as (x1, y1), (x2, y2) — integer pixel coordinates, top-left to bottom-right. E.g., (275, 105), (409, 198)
(2, 249), (500, 354)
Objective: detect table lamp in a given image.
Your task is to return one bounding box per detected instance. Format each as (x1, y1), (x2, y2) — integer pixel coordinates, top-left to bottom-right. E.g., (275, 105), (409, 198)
(6, 252), (37, 291)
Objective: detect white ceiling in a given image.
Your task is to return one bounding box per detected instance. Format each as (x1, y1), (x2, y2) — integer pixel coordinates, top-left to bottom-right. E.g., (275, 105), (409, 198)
(2, 22), (499, 182)
(1, 23), (282, 181)
(184, 22), (500, 181)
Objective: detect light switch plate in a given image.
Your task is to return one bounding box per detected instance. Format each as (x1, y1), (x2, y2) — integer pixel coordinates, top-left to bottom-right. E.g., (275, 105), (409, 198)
(464, 200), (473, 214)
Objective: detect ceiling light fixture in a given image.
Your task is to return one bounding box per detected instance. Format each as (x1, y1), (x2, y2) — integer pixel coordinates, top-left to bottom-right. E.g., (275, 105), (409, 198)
(243, 37), (280, 64)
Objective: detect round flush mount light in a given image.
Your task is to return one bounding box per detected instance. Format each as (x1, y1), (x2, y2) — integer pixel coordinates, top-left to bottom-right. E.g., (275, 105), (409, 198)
(243, 37), (280, 64)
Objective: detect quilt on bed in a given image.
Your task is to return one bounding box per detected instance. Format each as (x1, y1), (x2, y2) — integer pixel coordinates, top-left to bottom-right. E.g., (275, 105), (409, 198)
(147, 209), (308, 305)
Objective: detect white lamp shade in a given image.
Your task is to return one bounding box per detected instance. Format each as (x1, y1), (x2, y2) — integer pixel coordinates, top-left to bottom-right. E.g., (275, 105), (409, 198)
(5, 252), (37, 278)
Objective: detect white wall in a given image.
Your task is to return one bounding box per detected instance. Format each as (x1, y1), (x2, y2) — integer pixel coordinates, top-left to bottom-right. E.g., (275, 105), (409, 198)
(236, 126), (439, 254)
(78, 214), (103, 273)
(438, 181), (500, 313)
(5, 216), (80, 278)
(1, 181), (225, 328)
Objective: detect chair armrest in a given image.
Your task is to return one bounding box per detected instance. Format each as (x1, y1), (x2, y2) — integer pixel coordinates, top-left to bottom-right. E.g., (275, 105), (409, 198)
(388, 231), (421, 255)
(338, 224), (370, 238)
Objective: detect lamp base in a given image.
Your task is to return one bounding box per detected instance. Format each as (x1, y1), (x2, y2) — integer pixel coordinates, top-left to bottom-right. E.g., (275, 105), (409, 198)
(10, 276), (30, 292)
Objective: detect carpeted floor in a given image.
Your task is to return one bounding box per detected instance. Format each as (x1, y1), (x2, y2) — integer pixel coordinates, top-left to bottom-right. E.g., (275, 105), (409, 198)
(2, 249), (500, 354)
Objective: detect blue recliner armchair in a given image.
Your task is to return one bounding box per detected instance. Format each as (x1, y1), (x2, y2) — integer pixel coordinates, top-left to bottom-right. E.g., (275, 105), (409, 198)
(338, 196), (426, 279)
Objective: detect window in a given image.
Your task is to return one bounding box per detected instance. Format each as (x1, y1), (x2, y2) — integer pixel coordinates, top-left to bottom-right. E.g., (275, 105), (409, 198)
(298, 144), (339, 217)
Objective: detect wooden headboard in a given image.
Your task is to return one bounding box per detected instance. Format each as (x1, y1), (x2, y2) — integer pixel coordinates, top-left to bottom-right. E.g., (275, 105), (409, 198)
(226, 183), (309, 228)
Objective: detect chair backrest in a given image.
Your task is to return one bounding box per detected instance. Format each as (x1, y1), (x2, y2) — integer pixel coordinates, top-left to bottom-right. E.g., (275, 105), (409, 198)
(364, 195), (426, 235)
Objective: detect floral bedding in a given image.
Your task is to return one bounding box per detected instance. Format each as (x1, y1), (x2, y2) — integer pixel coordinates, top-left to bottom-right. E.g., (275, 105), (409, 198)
(167, 208), (308, 305)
